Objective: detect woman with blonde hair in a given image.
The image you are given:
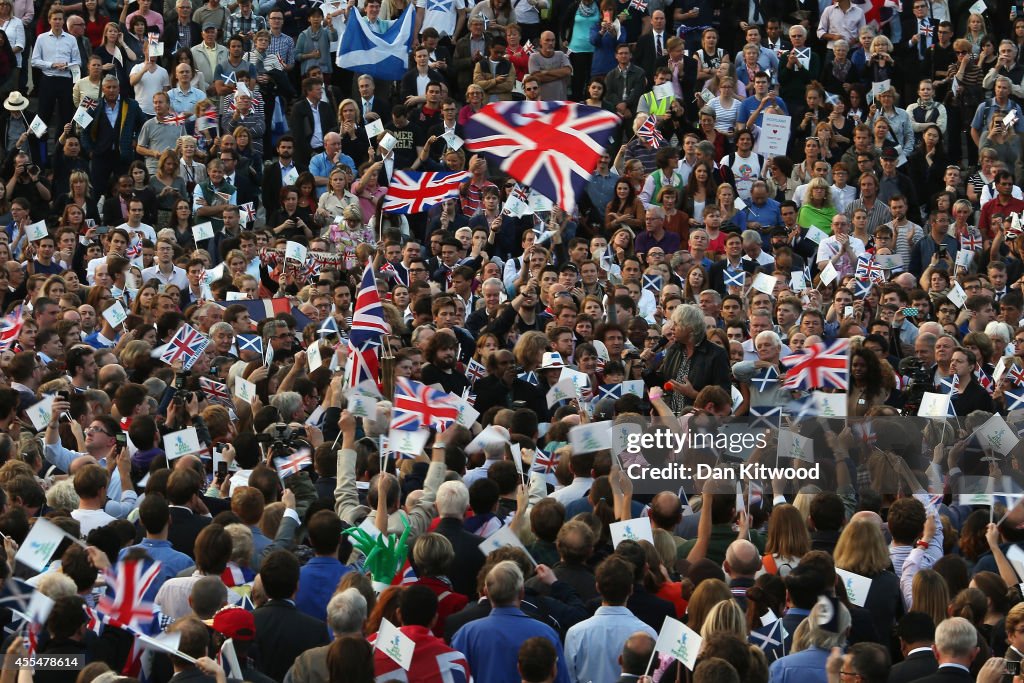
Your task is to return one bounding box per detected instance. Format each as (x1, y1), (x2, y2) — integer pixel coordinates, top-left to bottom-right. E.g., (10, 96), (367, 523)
(685, 578), (732, 634)
(150, 149), (187, 230)
(797, 177), (836, 232)
(459, 84), (486, 125)
(317, 167), (360, 227)
(700, 598), (747, 640)
(910, 569), (950, 630)
(834, 518), (902, 641)
(762, 504), (810, 576)
(513, 330), (548, 372)
(337, 98), (370, 169)
(53, 170), (99, 224)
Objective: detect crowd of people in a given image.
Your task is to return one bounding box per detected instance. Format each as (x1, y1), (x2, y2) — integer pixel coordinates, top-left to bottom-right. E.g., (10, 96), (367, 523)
(5, 0), (1024, 681)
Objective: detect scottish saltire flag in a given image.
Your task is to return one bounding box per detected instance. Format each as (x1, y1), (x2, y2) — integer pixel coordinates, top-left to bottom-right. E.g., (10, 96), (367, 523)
(237, 334), (263, 356)
(852, 277), (873, 300)
(724, 268), (745, 287)
(518, 370), (538, 385)
(318, 315), (340, 338)
(749, 406), (781, 430)
(1006, 387), (1024, 410)
(938, 374), (959, 396)
(336, 5), (416, 81)
(383, 171), (470, 214)
(464, 101), (620, 210)
(751, 366), (779, 392)
(596, 384), (621, 401)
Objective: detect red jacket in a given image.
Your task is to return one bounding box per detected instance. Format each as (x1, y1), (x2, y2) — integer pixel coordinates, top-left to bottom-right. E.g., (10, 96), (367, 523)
(411, 576), (469, 638)
(372, 625), (471, 683)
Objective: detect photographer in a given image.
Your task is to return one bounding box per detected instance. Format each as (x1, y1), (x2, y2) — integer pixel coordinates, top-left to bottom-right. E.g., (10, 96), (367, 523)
(5, 149), (50, 219)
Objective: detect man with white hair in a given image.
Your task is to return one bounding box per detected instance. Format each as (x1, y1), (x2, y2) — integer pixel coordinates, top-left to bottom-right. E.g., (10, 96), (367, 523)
(463, 436), (509, 486)
(284, 588), (367, 683)
(451, 561), (571, 683)
(912, 617), (977, 683)
(434, 480), (484, 597)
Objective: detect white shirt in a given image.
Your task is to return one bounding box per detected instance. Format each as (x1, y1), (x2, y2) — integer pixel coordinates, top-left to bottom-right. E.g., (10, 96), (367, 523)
(129, 63), (171, 115)
(117, 222), (157, 243)
(0, 18), (25, 67)
(141, 263), (189, 289)
(71, 508), (117, 536)
(816, 234), (866, 264)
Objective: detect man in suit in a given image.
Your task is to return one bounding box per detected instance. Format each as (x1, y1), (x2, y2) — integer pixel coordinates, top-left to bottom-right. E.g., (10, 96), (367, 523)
(900, 0), (937, 85)
(433, 480), (485, 598)
(165, 468), (212, 559)
(253, 550), (331, 682)
(632, 10), (670, 77)
(289, 76), (338, 169)
(889, 612), (938, 683)
(82, 76), (145, 194)
(833, 643), (892, 683)
(356, 74), (391, 120)
(219, 149), (259, 209)
(602, 44), (647, 129)
(616, 632), (656, 683)
(262, 136), (304, 216)
(164, 0), (202, 66)
(910, 618), (978, 683)
(65, 14), (92, 70)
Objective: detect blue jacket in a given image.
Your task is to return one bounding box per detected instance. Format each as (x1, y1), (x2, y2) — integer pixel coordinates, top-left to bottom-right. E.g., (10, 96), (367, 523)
(296, 556), (352, 622)
(451, 606), (570, 683)
(769, 645), (830, 683)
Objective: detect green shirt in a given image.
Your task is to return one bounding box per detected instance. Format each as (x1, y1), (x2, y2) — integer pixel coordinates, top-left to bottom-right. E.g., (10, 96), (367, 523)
(676, 522), (766, 565)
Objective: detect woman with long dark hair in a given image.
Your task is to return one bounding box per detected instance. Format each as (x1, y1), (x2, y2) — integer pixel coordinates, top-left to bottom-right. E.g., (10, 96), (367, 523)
(604, 177), (643, 233)
(848, 346), (890, 416)
(906, 125), (949, 205)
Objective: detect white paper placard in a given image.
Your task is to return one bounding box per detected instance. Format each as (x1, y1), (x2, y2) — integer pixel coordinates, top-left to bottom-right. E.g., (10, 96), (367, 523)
(612, 422), (642, 455)
(387, 427), (429, 456)
(836, 567), (873, 606)
(69, 64), (80, 80)
(751, 272), (777, 295)
(163, 427), (202, 460)
(25, 395), (55, 431)
(17, 518), (76, 572)
(376, 618), (415, 670)
(568, 420), (613, 453)
(72, 107), (93, 129)
(819, 260), (838, 285)
(441, 131), (463, 150)
(871, 79), (891, 99)
(873, 253), (904, 270)
(478, 525), (535, 563)
(306, 342), (322, 372)
(558, 366), (590, 393)
(791, 272), (806, 291)
(653, 617), (702, 671)
(28, 115), (46, 138)
(102, 301), (128, 328)
(968, 0), (987, 14)
(449, 395), (480, 428)
(652, 82), (675, 100)
(285, 241), (308, 263)
(955, 249), (973, 270)
(756, 113), (791, 157)
(234, 377), (257, 403)
(379, 132), (398, 152)
(813, 391), (847, 418)
(777, 429), (813, 463)
(546, 378), (578, 407)
(976, 413), (1020, 456)
(947, 281), (967, 308)
(804, 225), (828, 245)
(917, 392), (951, 417)
(226, 291), (248, 301)
(610, 516), (655, 547)
(192, 222), (215, 242)
(26, 220), (48, 241)
(621, 380), (645, 397)
(363, 118), (384, 138)
(465, 425), (508, 453)
(349, 392), (377, 419)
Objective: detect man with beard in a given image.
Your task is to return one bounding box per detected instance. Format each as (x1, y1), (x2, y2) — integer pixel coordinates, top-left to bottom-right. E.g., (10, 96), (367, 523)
(419, 330), (470, 396)
(471, 349), (549, 420)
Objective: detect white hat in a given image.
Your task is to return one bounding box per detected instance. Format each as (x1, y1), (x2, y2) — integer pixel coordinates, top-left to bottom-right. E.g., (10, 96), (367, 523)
(3, 92), (28, 112)
(540, 351), (565, 370)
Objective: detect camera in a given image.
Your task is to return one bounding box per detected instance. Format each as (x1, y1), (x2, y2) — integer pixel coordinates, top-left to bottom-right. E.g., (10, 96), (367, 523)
(115, 432), (127, 449)
(937, 245), (947, 257)
(174, 372), (193, 403)
(256, 422), (311, 459)
(899, 356), (933, 415)
(1006, 660), (1020, 676)
(56, 390), (69, 401)
(28, 165), (39, 176)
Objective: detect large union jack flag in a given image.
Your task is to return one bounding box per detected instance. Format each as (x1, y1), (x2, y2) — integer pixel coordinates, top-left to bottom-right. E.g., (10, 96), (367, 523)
(383, 170), (470, 214)
(97, 559), (162, 630)
(464, 101), (619, 211)
(160, 323), (210, 370)
(274, 449), (312, 478)
(347, 261), (390, 389)
(0, 305), (24, 351)
(781, 338), (850, 390)
(393, 377), (459, 430)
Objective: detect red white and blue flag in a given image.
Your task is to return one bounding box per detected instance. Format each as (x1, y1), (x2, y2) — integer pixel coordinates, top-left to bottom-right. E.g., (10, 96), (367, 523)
(636, 116), (665, 149)
(961, 232), (983, 251)
(1008, 364), (1024, 387)
(976, 364), (995, 394)
(781, 338), (850, 390)
(160, 324), (210, 370)
(855, 255), (885, 283)
(97, 559), (162, 631)
(465, 358), (486, 385)
(274, 449), (312, 479)
(347, 261), (390, 389)
(393, 377), (459, 430)
(464, 101), (620, 210)
(383, 170), (470, 214)
(199, 377), (233, 408)
(0, 305), (24, 351)
(160, 112), (188, 125)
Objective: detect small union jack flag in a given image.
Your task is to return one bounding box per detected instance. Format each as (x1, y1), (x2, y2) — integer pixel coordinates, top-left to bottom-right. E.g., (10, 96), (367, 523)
(81, 96), (99, 111)
(465, 358), (486, 385)
(522, 40), (535, 54)
(274, 450), (312, 479)
(97, 559), (162, 631)
(0, 305), (24, 352)
(161, 324), (210, 370)
(636, 116), (665, 149)
(301, 257), (321, 283)
(961, 232), (984, 251)
(782, 339), (850, 391)
(126, 237), (143, 260)
(1008, 364), (1024, 386)
(202, 107), (218, 122)
(160, 112), (188, 125)
(393, 377), (459, 430)
(976, 364), (995, 394)
(629, 0), (648, 10)
(379, 261), (401, 283)
(240, 202), (256, 224)
(532, 448), (557, 474)
(852, 420), (878, 446)
(854, 255), (885, 283)
(199, 377), (233, 407)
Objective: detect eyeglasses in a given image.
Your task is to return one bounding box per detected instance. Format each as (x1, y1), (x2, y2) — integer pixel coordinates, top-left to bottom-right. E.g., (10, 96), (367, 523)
(85, 427), (112, 435)
(408, 267), (427, 273)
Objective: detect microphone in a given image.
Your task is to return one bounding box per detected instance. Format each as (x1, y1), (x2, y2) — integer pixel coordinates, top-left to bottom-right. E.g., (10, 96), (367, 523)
(652, 336), (671, 353)
(663, 381), (676, 392)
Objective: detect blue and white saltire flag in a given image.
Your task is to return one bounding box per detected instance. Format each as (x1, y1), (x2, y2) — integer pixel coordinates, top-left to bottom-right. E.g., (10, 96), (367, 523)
(1007, 388), (1024, 411)
(336, 5), (415, 81)
(724, 268), (745, 288)
(749, 406), (782, 431)
(596, 384), (621, 401)
(751, 365), (779, 392)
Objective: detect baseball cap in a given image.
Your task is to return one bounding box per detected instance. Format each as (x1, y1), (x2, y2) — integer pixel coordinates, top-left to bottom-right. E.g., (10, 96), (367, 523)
(205, 606), (256, 641)
(880, 147), (898, 160)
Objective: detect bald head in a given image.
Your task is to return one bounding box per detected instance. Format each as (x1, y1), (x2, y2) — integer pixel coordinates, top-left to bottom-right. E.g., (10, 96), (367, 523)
(620, 632), (656, 676)
(850, 510), (883, 530)
(724, 539), (761, 577)
(649, 492), (683, 530)
(894, 273), (917, 290)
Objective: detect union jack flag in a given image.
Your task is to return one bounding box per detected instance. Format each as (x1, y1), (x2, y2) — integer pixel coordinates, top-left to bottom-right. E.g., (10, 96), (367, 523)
(160, 112), (188, 125)
(81, 96), (99, 111)
(393, 377), (459, 430)
(629, 0), (648, 10)
(855, 255), (885, 283)
(126, 237), (143, 260)
(301, 257), (321, 283)
(160, 324), (210, 370)
(97, 559), (162, 631)
(199, 377), (233, 407)
(464, 101), (620, 211)
(0, 305), (24, 351)
(1008, 364), (1024, 386)
(781, 338), (849, 391)
(202, 107), (218, 123)
(749, 406), (782, 431)
(636, 116), (665, 149)
(274, 449), (312, 478)
(751, 365), (779, 392)
(347, 261), (389, 389)
(852, 420), (878, 446)
(379, 261), (402, 284)
(976, 364), (995, 394)
(522, 40), (535, 54)
(465, 358), (486, 385)
(382, 171), (470, 214)
(240, 202), (256, 224)
(531, 448), (558, 474)
(960, 232), (983, 251)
